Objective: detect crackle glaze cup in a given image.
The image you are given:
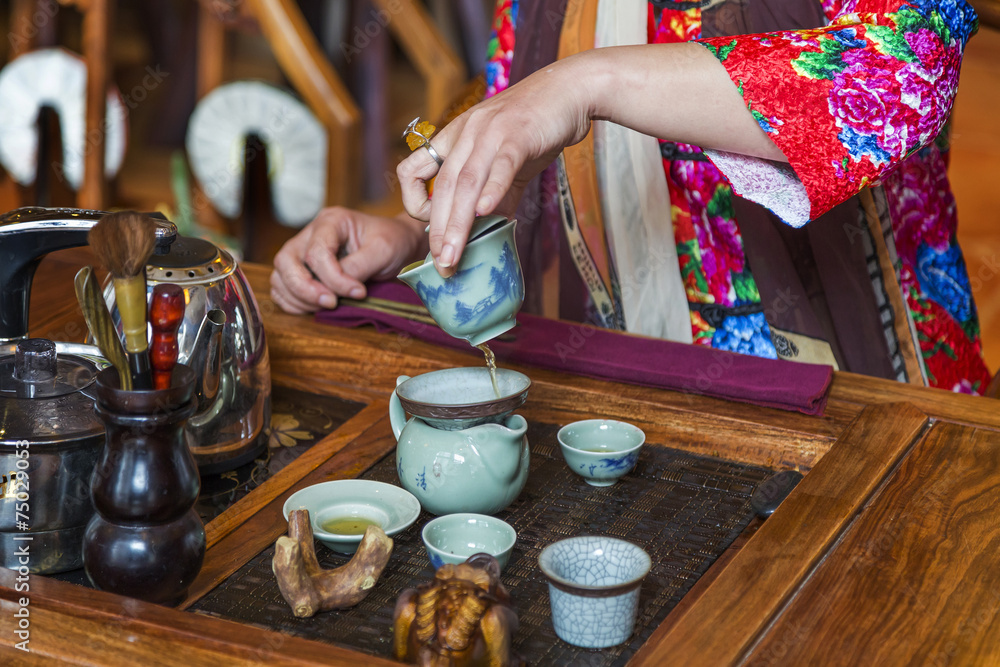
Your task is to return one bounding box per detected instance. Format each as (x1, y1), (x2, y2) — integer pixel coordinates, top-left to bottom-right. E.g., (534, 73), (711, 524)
(538, 536), (651, 648)
(421, 513), (517, 571)
(397, 215), (524, 346)
(557, 419), (645, 486)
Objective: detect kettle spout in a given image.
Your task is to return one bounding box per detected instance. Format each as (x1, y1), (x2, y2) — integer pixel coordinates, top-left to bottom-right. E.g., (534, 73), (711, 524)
(188, 309), (226, 411)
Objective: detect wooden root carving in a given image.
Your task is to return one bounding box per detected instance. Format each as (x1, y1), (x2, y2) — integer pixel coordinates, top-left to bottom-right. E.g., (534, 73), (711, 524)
(393, 553), (521, 667)
(272, 509), (393, 618)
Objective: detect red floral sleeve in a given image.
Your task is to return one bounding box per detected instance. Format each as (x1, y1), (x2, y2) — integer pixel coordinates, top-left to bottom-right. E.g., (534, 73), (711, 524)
(698, 0), (978, 225)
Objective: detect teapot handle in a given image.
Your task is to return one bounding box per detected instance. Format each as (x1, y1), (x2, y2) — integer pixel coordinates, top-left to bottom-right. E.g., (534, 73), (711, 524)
(388, 375), (411, 441)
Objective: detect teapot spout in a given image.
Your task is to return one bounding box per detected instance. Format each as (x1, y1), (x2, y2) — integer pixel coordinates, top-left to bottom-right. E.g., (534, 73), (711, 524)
(501, 414), (528, 439)
(187, 309), (226, 411)
(474, 414), (528, 481)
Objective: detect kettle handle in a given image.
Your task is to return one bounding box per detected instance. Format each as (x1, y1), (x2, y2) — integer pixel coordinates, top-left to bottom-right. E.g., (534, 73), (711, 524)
(389, 375), (411, 441)
(0, 207), (177, 340)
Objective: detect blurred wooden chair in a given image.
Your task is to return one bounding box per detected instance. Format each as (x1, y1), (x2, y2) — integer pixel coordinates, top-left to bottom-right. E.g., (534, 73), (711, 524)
(3, 0), (111, 210)
(192, 0), (464, 260)
(428, 0), (490, 76)
(970, 0), (1000, 30)
(344, 0), (468, 201)
(197, 0), (363, 208)
(987, 372), (1000, 399)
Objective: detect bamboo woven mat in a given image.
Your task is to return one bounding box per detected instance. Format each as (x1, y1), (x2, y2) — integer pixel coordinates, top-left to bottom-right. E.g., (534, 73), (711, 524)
(190, 421), (773, 666)
(195, 387), (366, 523)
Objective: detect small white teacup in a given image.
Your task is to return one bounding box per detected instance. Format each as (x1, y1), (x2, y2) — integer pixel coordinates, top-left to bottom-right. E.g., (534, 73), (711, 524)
(421, 513), (517, 571)
(538, 536), (651, 648)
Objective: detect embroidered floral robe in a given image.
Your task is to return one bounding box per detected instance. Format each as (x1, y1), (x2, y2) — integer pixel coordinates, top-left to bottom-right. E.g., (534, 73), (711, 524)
(485, 0), (991, 394)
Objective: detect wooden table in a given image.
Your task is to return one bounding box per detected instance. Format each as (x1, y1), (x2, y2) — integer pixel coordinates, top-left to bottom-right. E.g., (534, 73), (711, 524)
(3, 249), (1000, 665)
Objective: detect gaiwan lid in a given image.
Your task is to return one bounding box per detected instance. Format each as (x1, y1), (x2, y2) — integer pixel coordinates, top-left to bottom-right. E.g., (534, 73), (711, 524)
(467, 214), (509, 243)
(0, 338), (105, 446)
(420, 214), (510, 247)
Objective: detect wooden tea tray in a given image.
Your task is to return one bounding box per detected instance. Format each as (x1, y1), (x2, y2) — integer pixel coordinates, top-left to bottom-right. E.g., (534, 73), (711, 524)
(4, 248), (1000, 666)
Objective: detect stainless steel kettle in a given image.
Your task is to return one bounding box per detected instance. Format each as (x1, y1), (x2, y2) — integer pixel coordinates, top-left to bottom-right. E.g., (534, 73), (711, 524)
(0, 338), (107, 574)
(0, 206), (271, 474)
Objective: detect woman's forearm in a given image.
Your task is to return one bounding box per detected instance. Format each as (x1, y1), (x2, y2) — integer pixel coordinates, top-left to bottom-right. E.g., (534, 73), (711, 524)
(580, 43), (788, 162)
(397, 40), (789, 274)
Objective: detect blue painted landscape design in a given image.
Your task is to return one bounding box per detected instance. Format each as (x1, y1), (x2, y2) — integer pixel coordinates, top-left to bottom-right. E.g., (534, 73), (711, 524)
(414, 241), (521, 328)
(582, 451), (639, 477)
(415, 264), (482, 309)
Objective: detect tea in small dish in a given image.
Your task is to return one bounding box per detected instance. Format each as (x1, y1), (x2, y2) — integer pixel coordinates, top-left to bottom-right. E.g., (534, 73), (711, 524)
(320, 516), (381, 536)
(282, 480), (420, 554)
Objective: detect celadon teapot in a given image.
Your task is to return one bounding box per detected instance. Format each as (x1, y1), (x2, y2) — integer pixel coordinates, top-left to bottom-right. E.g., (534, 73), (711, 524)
(390, 372), (530, 516)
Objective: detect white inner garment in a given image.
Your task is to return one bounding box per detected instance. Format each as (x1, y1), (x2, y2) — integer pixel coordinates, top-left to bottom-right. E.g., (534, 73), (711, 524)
(593, 0), (692, 342)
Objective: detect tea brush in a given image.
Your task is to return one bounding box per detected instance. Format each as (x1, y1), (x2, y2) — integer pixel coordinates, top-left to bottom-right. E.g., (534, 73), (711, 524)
(74, 266), (132, 391)
(88, 211), (156, 390)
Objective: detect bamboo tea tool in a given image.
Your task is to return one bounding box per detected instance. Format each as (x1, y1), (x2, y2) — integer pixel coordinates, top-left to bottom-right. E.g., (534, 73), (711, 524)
(74, 266), (132, 391)
(338, 296), (437, 326)
(88, 211), (156, 389)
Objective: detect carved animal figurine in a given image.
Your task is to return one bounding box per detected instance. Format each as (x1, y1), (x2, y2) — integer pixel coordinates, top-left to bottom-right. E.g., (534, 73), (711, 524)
(394, 553), (521, 667)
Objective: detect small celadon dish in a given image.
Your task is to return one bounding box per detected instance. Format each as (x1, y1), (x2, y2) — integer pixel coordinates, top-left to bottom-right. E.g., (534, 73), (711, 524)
(282, 480), (421, 554)
(556, 419), (645, 486)
(421, 513), (517, 571)
(538, 536), (652, 648)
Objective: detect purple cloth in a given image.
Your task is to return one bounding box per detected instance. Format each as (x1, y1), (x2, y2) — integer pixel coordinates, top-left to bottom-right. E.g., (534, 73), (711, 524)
(315, 282), (832, 415)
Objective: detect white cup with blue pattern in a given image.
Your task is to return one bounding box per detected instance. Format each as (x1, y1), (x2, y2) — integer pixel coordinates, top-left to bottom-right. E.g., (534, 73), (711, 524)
(556, 419), (645, 486)
(538, 536), (651, 648)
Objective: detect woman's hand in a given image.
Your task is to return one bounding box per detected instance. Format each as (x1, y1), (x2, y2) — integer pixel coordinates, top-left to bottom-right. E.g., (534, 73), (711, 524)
(270, 207), (427, 314)
(396, 43), (785, 276)
(397, 54), (598, 277)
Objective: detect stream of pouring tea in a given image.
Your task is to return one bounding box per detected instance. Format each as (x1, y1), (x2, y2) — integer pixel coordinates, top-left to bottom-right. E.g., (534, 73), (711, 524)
(476, 343), (502, 398)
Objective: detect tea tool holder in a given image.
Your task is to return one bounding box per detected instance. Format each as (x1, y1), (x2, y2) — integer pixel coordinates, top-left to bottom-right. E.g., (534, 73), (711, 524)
(84, 364), (205, 605)
(137, 234), (271, 472)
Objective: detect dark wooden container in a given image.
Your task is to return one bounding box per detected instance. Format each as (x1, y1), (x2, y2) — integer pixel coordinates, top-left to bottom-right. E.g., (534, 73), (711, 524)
(83, 365), (204, 605)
